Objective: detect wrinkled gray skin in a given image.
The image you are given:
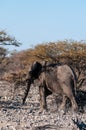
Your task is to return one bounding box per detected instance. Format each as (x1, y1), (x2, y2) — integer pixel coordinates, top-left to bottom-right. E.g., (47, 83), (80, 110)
(22, 61), (78, 111)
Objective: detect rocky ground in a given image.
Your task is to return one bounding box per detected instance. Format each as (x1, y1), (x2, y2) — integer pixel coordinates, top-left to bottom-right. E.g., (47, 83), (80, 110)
(0, 81), (86, 130)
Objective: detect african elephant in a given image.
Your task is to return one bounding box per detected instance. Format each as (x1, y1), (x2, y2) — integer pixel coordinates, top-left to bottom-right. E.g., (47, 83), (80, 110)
(22, 61), (78, 111)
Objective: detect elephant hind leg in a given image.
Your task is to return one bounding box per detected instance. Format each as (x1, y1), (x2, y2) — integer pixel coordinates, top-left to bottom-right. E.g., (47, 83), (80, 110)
(69, 96), (78, 111)
(60, 95), (67, 110)
(62, 84), (78, 111)
(66, 91), (78, 111)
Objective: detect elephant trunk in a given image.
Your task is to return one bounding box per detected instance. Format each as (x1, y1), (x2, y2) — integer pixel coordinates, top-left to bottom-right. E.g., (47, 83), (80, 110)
(22, 78), (33, 105)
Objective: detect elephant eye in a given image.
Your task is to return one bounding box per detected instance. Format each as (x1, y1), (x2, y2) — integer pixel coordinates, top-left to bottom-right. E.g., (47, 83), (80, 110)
(29, 71), (33, 76)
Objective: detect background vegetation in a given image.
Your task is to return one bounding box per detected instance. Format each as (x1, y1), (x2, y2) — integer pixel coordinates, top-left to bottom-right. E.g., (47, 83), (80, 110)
(0, 30), (86, 89)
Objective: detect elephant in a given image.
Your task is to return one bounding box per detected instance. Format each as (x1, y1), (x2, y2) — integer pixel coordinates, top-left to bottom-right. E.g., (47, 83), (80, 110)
(22, 61), (78, 111)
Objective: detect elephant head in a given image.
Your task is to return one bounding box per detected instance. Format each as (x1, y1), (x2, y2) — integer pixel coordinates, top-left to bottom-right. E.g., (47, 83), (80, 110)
(22, 61), (43, 104)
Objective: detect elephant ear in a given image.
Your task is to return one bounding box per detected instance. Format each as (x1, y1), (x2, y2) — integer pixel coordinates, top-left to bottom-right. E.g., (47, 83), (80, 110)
(29, 61), (42, 79)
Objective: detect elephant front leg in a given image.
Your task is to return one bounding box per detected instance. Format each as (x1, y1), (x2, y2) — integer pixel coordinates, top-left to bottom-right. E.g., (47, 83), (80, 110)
(39, 85), (47, 111)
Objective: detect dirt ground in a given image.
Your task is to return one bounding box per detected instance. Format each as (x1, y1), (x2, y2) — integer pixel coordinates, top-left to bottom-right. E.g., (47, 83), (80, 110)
(0, 81), (86, 130)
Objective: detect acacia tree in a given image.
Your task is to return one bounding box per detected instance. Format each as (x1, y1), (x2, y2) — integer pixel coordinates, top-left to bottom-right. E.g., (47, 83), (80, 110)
(1, 39), (86, 89)
(45, 40), (86, 88)
(0, 30), (21, 46)
(0, 30), (21, 77)
(23, 40), (86, 88)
